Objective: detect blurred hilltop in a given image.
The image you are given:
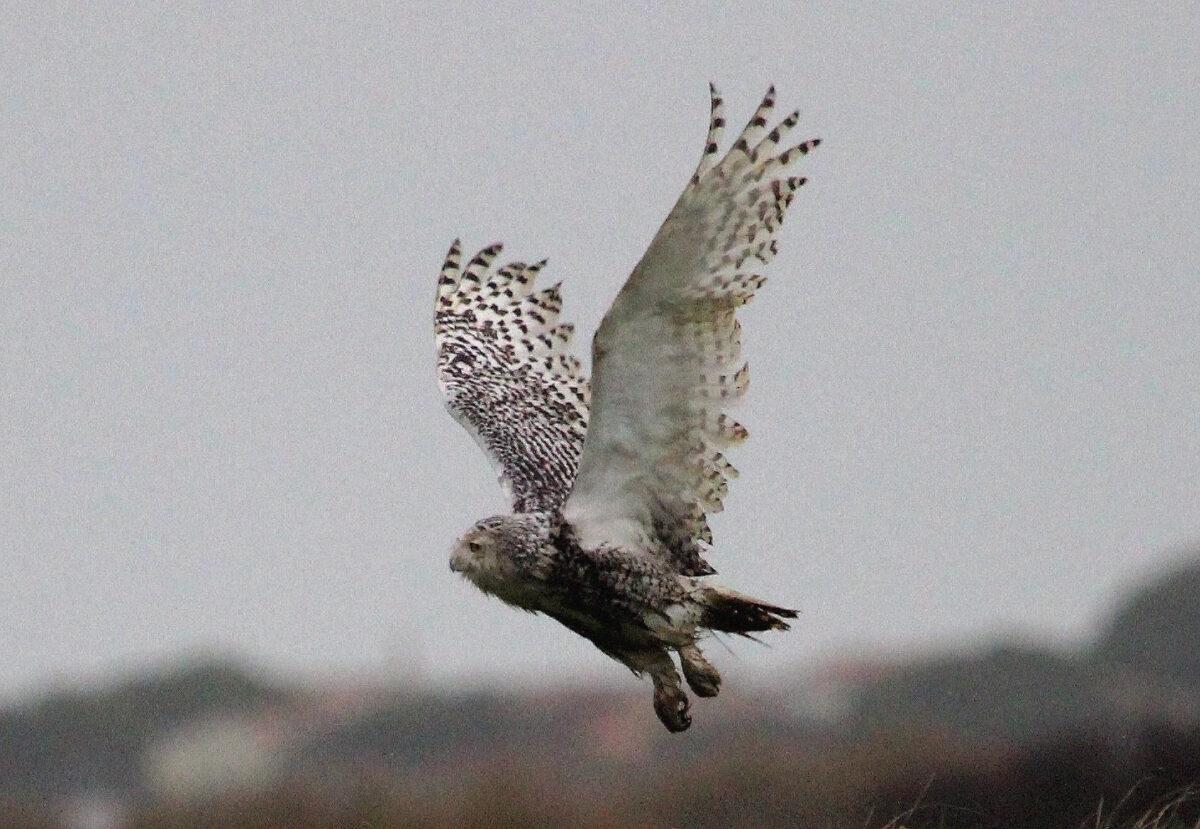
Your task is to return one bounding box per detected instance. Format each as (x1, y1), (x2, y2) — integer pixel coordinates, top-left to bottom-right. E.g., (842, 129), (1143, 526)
(5, 554), (1200, 829)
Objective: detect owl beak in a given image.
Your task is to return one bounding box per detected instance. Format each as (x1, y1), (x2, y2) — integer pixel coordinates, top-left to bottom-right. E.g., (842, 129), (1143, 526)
(449, 543), (468, 573)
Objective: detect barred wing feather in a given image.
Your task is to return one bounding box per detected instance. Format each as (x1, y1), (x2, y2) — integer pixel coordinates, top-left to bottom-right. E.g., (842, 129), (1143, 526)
(434, 242), (589, 512)
(562, 85), (819, 576)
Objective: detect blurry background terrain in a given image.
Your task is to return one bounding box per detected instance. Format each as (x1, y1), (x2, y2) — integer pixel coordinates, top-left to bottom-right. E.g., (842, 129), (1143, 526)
(4, 557), (1200, 827)
(2, 3), (1197, 827)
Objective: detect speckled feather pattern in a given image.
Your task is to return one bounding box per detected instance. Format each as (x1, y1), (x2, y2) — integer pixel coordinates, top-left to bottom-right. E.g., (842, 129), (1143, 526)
(563, 83), (819, 576)
(435, 242), (589, 513)
(463, 514), (695, 648)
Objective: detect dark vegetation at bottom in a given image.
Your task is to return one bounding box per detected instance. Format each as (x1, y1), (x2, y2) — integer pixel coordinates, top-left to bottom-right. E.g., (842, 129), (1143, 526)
(6, 721), (1199, 828)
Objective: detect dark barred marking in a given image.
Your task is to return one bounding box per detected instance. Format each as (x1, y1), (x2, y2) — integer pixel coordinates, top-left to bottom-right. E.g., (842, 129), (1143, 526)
(435, 242), (589, 513)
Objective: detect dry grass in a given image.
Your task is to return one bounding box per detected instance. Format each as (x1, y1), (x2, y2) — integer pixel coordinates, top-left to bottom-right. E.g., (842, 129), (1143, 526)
(870, 789), (1200, 829)
(1088, 789), (1200, 829)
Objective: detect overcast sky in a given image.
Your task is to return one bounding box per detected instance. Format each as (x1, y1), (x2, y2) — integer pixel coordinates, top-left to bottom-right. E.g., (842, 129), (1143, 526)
(2, 3), (1198, 701)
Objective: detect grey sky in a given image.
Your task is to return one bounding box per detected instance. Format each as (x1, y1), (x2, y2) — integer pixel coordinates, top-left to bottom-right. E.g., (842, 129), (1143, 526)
(2, 3), (1197, 701)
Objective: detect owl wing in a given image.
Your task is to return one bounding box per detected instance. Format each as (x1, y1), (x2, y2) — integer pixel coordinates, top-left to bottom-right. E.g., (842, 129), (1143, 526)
(434, 242), (589, 512)
(562, 85), (819, 575)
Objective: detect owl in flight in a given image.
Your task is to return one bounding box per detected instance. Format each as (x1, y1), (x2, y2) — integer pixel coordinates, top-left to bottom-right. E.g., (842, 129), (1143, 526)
(435, 85), (819, 732)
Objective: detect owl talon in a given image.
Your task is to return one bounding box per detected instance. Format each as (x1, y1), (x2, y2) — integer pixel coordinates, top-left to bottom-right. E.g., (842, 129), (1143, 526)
(653, 682), (691, 732)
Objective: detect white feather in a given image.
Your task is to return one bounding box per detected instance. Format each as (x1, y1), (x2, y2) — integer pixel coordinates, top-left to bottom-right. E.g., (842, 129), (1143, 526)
(563, 87), (818, 568)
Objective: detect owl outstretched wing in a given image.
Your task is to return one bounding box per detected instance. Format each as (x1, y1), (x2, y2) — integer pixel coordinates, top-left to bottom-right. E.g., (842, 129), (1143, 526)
(434, 242), (589, 512)
(562, 84), (819, 576)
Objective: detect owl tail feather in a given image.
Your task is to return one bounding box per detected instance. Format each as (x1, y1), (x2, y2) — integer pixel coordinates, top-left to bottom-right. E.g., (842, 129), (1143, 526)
(700, 585), (797, 635)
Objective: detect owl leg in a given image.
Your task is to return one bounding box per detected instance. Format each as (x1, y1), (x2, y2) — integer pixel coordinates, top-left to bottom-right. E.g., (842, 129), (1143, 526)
(645, 650), (691, 733)
(679, 644), (721, 697)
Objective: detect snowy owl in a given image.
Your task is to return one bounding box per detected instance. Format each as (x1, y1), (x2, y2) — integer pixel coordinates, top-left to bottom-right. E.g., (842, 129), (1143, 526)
(434, 85), (819, 731)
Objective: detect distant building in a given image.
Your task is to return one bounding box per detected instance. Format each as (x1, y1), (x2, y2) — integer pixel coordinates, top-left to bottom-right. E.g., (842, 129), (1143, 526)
(141, 714), (279, 802)
(61, 791), (127, 829)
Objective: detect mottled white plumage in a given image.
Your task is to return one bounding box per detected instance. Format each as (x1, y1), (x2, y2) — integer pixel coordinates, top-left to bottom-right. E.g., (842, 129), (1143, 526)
(432, 85), (819, 731)
(435, 244), (587, 512)
(566, 85), (818, 576)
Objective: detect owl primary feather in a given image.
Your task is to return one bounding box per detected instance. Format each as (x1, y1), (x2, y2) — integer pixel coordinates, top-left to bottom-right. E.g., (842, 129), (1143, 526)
(434, 84), (819, 732)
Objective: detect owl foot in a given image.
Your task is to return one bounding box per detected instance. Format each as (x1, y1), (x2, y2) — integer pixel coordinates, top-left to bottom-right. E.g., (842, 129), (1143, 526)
(679, 644), (721, 697)
(652, 677), (691, 732)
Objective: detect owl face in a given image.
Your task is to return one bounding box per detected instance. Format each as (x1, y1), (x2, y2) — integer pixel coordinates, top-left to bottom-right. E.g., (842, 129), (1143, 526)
(449, 525), (507, 579)
(449, 516), (545, 609)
